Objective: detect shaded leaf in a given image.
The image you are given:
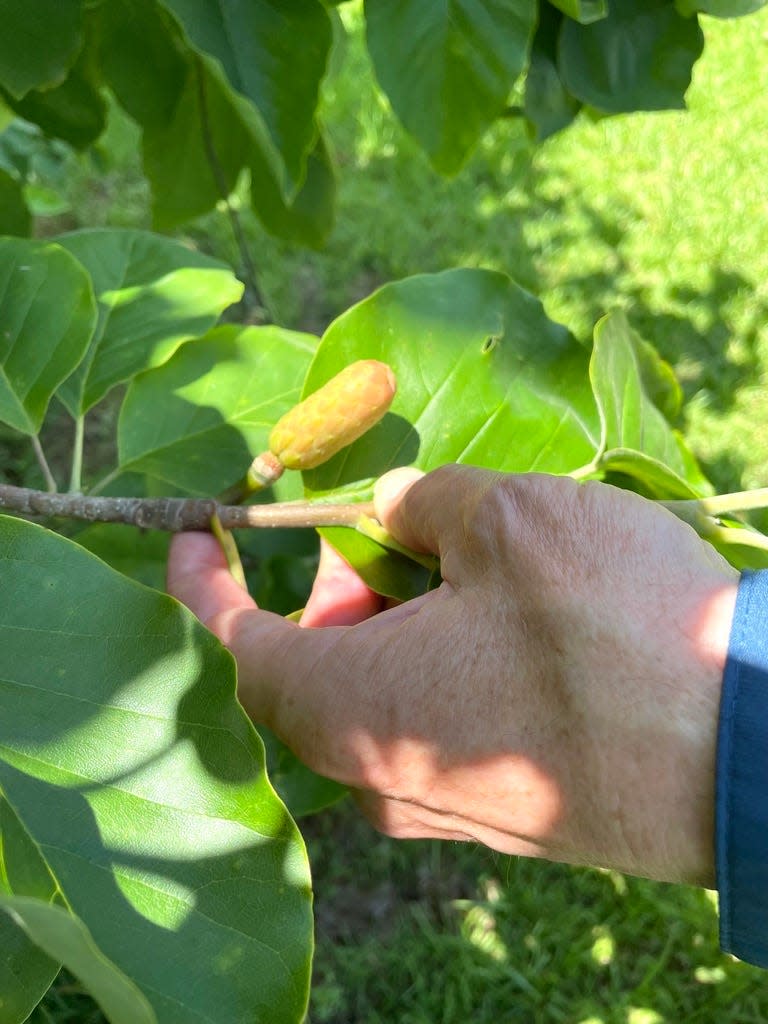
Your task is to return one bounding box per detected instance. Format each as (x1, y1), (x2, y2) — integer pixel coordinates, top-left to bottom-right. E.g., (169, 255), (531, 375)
(250, 132), (336, 249)
(55, 228), (243, 415)
(364, 0), (538, 173)
(590, 311), (708, 497)
(0, 515), (313, 1024)
(0, 799), (60, 1024)
(2, 47), (106, 151)
(98, 0), (189, 133)
(524, 4), (581, 141)
(0, 897), (156, 1024)
(258, 728), (348, 819)
(549, 0), (607, 22)
(0, 237), (96, 435)
(0, 0), (83, 100)
(558, 0), (705, 113)
(160, 0), (332, 196)
(0, 169), (30, 236)
(118, 324), (318, 494)
(143, 57), (335, 245)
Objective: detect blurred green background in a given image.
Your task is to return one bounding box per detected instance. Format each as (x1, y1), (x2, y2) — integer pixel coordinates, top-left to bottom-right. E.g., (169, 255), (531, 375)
(15, 3), (768, 1021)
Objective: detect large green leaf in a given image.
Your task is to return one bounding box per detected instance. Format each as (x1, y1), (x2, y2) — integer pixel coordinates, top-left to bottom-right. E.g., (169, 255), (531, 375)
(304, 268), (600, 502)
(364, 0), (538, 173)
(558, 0), (705, 113)
(160, 0), (332, 197)
(0, 169), (30, 236)
(98, 0), (189, 134)
(549, 0), (607, 21)
(0, 800), (60, 1024)
(0, 898), (156, 1024)
(55, 229), (243, 416)
(118, 324), (318, 494)
(142, 57), (335, 244)
(0, 237), (96, 435)
(0, 1), (83, 100)
(0, 515), (313, 1024)
(589, 311), (707, 497)
(524, 4), (581, 141)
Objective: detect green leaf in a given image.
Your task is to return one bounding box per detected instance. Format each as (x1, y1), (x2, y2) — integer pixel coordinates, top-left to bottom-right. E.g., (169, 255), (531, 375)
(143, 57), (335, 245)
(118, 324), (318, 494)
(159, 0), (332, 196)
(250, 132), (337, 249)
(524, 4), (581, 141)
(0, 237), (96, 435)
(549, 0), (607, 22)
(319, 526), (434, 602)
(98, 0), (189, 133)
(0, 911), (59, 1024)
(0, 169), (30, 236)
(74, 524), (170, 590)
(0, 800), (60, 1024)
(304, 268), (600, 503)
(590, 311), (707, 497)
(364, 0), (538, 173)
(55, 229), (243, 416)
(2, 48), (106, 151)
(258, 729), (348, 819)
(676, 0), (767, 15)
(558, 0), (705, 113)
(0, 515), (313, 1024)
(0, 898), (156, 1024)
(0, 0), (83, 100)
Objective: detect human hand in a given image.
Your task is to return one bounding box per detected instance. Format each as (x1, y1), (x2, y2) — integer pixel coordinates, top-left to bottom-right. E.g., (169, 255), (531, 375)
(167, 467), (738, 886)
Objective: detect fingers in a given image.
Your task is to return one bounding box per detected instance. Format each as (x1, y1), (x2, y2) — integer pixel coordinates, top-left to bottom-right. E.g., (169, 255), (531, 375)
(301, 539), (384, 628)
(167, 532), (255, 627)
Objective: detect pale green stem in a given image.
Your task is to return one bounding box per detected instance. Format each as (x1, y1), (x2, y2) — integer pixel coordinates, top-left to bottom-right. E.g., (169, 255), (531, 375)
(88, 465), (121, 497)
(703, 521), (768, 555)
(210, 511), (247, 588)
(664, 488), (768, 518)
(568, 459), (603, 482)
(31, 435), (57, 493)
(69, 415), (85, 494)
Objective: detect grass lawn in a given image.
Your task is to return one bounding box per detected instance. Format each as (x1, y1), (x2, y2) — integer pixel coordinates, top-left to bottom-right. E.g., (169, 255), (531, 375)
(24, 4), (768, 1022)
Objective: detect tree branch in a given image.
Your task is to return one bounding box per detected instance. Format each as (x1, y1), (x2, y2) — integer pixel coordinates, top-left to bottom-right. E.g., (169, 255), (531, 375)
(0, 483), (373, 531)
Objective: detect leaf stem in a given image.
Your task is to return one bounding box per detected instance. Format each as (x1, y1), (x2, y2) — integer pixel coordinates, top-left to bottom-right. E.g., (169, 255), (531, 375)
(661, 488), (768, 518)
(69, 415), (85, 493)
(31, 435), (57, 493)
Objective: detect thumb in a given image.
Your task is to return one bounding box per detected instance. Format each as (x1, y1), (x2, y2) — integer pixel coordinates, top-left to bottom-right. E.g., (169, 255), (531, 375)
(373, 463), (498, 559)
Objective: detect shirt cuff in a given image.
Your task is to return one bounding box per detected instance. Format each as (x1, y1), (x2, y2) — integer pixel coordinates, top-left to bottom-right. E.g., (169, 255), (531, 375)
(716, 569), (768, 967)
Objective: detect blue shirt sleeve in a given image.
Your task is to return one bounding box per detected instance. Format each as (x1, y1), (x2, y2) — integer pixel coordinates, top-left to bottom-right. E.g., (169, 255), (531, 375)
(716, 569), (768, 967)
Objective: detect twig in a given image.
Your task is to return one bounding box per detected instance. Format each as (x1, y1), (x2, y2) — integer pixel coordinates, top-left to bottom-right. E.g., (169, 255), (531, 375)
(195, 56), (269, 323)
(661, 488), (768, 518)
(31, 435), (57, 493)
(0, 482), (373, 531)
